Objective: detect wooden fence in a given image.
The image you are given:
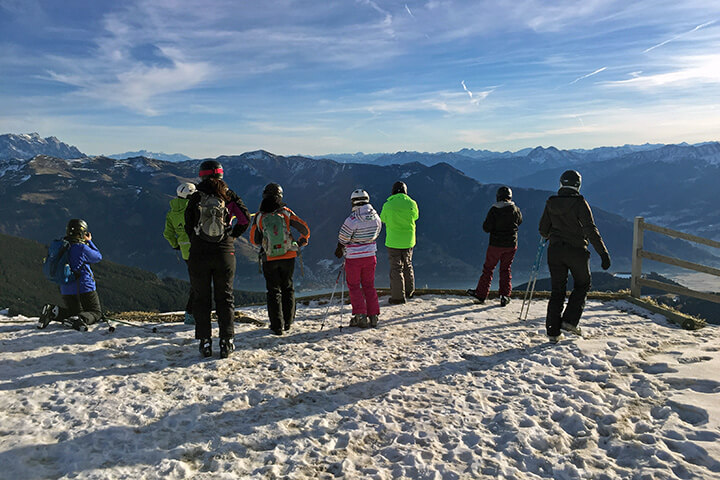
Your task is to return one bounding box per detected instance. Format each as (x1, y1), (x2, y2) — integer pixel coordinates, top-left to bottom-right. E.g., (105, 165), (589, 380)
(631, 216), (720, 303)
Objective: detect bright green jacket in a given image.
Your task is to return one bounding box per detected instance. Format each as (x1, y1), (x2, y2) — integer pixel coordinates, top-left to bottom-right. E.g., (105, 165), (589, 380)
(163, 197), (191, 260)
(380, 193), (419, 249)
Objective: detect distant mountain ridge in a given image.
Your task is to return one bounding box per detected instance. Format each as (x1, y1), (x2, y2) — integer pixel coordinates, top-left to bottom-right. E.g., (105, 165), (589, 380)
(106, 150), (193, 162)
(0, 133), (85, 160)
(0, 149), (716, 293)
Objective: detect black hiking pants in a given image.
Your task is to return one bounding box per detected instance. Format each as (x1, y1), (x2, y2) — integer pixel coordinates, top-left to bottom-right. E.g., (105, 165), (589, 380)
(189, 251), (236, 340)
(262, 258), (296, 332)
(59, 290), (103, 325)
(546, 242), (591, 336)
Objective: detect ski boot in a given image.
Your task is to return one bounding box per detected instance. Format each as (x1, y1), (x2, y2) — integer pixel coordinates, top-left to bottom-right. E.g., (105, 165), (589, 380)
(561, 322), (582, 336)
(466, 289), (486, 304)
(61, 316), (88, 332)
(349, 314), (368, 328)
(219, 337), (235, 359)
(199, 338), (212, 358)
(368, 314), (379, 328)
(500, 295), (511, 307)
(37, 304), (59, 329)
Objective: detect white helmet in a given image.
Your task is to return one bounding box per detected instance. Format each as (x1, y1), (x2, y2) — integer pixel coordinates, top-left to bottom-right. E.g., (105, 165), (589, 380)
(351, 189), (369, 206)
(176, 182), (197, 198)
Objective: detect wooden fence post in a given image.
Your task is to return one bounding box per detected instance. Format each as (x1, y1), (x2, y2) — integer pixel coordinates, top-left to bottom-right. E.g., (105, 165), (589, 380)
(631, 216), (644, 297)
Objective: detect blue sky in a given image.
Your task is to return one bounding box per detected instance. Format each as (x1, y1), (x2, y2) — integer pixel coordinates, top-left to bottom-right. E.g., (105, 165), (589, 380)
(1, 0), (719, 157)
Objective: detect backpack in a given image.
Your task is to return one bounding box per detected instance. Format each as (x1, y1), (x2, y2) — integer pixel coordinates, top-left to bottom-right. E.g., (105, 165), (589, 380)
(42, 239), (74, 285)
(195, 192), (229, 242)
(259, 210), (294, 258)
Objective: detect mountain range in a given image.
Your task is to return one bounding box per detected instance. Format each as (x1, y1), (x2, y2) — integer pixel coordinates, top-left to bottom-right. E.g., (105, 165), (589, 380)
(0, 133), (85, 160)
(0, 150), (716, 293)
(106, 150), (193, 162)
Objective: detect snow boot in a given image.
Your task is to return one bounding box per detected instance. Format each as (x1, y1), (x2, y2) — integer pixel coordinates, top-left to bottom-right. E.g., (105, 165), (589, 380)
(37, 304), (59, 329)
(561, 322), (582, 336)
(219, 337), (234, 359)
(184, 312), (195, 325)
(349, 314), (368, 328)
(369, 314), (379, 328)
(199, 338), (212, 358)
(61, 316), (88, 332)
(466, 289), (486, 304)
(500, 296), (511, 307)
(548, 334), (562, 344)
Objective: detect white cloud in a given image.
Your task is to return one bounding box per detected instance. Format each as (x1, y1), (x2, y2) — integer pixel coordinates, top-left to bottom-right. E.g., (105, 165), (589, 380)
(604, 55), (720, 89)
(643, 20), (718, 53)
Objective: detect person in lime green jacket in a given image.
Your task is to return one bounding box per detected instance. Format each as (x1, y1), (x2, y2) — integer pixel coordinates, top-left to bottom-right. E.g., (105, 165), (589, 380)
(380, 181), (419, 304)
(164, 182), (196, 324)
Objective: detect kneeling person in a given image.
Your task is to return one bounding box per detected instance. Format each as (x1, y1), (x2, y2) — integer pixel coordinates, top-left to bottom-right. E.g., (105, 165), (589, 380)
(38, 219), (103, 331)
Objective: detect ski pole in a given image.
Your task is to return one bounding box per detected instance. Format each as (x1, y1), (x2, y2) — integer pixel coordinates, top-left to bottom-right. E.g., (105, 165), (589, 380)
(339, 266), (346, 329)
(519, 238), (547, 321)
(320, 262), (345, 330)
(103, 315), (163, 333)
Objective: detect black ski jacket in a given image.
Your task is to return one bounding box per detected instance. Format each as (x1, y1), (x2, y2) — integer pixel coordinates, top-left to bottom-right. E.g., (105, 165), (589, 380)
(538, 188), (608, 256)
(185, 180), (251, 254)
(483, 200), (523, 247)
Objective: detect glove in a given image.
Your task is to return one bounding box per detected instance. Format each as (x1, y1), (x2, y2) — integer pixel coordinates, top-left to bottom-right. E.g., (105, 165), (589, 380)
(601, 252), (611, 270)
(297, 237), (308, 247)
(334, 243), (344, 259)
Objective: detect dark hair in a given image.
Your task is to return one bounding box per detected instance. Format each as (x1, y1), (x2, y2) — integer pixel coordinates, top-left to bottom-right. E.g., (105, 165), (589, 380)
(204, 177), (231, 203)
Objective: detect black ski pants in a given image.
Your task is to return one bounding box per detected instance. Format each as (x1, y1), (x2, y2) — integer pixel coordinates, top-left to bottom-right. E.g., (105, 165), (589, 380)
(188, 251), (236, 340)
(546, 241), (591, 336)
(184, 259), (193, 314)
(59, 290), (103, 325)
(262, 258), (296, 331)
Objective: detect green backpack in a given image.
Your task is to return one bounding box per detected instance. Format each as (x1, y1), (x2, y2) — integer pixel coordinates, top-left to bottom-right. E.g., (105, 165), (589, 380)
(260, 210), (294, 258)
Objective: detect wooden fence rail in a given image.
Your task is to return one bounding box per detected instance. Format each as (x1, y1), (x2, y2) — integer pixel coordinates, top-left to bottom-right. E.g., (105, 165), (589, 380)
(631, 216), (720, 304)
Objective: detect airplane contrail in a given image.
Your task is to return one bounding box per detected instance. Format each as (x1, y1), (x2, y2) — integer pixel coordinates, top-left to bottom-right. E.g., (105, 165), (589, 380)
(569, 67), (607, 85)
(405, 4), (414, 17)
(643, 20), (717, 53)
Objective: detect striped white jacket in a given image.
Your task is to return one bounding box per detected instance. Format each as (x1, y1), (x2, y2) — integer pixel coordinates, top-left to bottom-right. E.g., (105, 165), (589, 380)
(338, 204), (382, 259)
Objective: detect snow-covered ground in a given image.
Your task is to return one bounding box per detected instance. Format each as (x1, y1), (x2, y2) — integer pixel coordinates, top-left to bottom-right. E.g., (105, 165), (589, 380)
(1, 295), (719, 479)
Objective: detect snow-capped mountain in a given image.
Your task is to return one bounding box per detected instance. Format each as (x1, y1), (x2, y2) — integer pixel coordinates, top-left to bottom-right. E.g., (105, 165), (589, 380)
(0, 133), (85, 160)
(106, 150), (193, 162)
(0, 150), (715, 292)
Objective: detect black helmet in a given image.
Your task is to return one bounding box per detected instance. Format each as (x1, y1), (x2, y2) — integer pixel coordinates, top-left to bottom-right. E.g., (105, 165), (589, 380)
(391, 181), (407, 195)
(263, 182), (283, 198)
(198, 160), (223, 179)
(66, 218), (88, 239)
(560, 170), (582, 190)
(496, 186), (512, 201)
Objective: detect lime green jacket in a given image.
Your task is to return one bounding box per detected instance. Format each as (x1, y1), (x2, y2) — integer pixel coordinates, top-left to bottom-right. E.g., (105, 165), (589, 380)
(380, 193), (419, 249)
(163, 197), (191, 260)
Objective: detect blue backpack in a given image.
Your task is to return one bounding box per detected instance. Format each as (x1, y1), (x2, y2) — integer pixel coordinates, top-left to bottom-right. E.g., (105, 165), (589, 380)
(42, 239), (75, 285)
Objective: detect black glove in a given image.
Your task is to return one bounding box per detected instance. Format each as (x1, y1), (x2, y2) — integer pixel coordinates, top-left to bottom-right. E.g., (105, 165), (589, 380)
(334, 243), (344, 258)
(601, 252), (611, 270)
(297, 237), (308, 247)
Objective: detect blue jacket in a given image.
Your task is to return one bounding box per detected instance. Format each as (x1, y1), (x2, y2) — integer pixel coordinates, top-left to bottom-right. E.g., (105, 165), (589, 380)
(60, 240), (103, 295)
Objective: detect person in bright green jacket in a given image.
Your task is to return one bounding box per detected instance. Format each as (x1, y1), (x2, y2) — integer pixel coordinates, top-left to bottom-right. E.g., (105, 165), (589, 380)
(380, 181), (419, 304)
(164, 182), (196, 324)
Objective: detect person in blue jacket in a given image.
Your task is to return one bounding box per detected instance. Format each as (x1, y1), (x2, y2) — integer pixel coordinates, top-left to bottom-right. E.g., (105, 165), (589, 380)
(37, 219), (104, 331)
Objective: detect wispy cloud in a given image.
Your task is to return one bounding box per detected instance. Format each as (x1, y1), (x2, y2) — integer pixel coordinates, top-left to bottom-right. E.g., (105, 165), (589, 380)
(643, 20), (718, 53)
(405, 4), (415, 17)
(569, 67), (607, 85)
(604, 54), (720, 89)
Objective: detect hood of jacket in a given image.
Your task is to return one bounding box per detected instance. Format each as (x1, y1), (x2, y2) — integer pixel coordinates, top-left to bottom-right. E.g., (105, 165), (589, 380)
(351, 203), (378, 218)
(547, 188), (583, 216)
(259, 195), (285, 214)
(492, 200), (515, 209)
(169, 197), (189, 212)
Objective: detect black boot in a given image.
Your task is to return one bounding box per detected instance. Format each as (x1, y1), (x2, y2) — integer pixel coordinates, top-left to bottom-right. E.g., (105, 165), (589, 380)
(219, 337), (234, 359)
(199, 338), (212, 358)
(37, 304), (58, 329)
(62, 316), (88, 332)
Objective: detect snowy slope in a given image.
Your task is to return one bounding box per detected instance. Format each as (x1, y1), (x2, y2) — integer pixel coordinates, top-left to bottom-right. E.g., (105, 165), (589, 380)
(1, 296), (719, 479)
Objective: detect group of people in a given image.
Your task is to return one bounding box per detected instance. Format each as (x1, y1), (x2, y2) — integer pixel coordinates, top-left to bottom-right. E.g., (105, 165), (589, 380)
(37, 162), (610, 354)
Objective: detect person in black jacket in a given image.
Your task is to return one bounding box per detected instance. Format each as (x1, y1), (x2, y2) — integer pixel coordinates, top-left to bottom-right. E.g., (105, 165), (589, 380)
(184, 160), (251, 358)
(539, 170), (611, 342)
(467, 186), (523, 306)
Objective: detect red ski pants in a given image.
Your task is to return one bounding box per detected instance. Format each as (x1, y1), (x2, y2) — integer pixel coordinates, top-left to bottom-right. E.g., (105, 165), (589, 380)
(475, 245), (518, 298)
